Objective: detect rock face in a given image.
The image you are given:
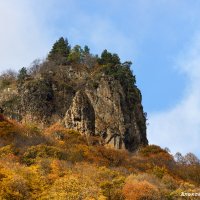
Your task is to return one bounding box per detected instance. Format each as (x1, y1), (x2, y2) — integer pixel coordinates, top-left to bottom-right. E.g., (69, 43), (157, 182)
(63, 75), (147, 151)
(0, 62), (148, 151)
(64, 91), (95, 135)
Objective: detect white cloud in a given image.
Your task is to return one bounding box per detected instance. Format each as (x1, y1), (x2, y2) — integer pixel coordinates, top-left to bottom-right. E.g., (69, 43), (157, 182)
(148, 33), (200, 157)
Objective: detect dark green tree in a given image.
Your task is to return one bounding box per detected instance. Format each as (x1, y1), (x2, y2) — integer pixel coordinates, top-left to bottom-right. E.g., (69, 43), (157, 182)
(48, 37), (70, 64)
(83, 45), (90, 54)
(99, 49), (112, 65)
(98, 49), (120, 65)
(68, 45), (82, 63)
(64, 38), (71, 55)
(17, 67), (27, 82)
(112, 53), (120, 65)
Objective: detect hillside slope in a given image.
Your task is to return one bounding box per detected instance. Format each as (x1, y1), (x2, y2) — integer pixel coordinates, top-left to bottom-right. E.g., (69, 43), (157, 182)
(0, 114), (199, 199)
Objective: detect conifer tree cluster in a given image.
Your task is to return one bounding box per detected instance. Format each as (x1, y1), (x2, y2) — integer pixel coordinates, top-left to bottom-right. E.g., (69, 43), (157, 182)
(47, 37), (122, 67)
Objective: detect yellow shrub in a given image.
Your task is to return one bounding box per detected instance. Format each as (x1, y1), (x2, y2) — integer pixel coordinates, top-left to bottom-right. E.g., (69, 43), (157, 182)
(0, 174), (30, 200)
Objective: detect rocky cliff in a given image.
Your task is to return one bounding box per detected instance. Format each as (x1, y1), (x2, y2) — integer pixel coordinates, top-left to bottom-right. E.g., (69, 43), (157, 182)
(64, 75), (147, 151)
(0, 39), (148, 151)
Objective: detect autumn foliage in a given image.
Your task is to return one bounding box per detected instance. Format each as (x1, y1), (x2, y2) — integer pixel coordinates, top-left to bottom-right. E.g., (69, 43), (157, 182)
(0, 115), (200, 199)
(123, 180), (160, 200)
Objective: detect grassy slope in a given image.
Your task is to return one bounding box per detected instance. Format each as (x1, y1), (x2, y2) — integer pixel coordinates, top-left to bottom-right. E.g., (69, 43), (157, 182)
(0, 114), (200, 200)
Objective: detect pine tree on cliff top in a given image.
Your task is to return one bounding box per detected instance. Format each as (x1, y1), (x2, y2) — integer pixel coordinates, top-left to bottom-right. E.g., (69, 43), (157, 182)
(48, 37), (70, 64)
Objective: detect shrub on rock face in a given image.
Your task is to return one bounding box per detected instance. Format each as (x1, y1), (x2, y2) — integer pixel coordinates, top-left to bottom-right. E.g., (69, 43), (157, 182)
(0, 94), (21, 121)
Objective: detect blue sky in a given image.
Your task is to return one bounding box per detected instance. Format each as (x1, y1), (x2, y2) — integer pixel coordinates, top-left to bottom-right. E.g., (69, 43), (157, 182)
(0, 0), (200, 157)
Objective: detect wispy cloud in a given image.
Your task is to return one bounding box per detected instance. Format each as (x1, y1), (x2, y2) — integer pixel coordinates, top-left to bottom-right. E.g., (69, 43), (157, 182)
(148, 33), (200, 157)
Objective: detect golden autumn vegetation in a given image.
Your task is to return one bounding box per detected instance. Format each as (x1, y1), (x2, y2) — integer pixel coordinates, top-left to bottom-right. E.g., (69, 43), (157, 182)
(0, 114), (200, 200)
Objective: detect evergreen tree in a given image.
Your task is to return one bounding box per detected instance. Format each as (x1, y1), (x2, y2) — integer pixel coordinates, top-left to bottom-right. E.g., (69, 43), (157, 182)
(83, 45), (90, 54)
(100, 49), (113, 65)
(64, 38), (71, 56)
(48, 37), (70, 64)
(68, 45), (82, 63)
(112, 53), (120, 65)
(98, 49), (120, 65)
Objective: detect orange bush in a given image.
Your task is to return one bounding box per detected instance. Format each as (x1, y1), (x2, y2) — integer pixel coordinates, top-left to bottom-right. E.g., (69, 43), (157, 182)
(0, 114), (26, 147)
(138, 145), (174, 169)
(123, 180), (161, 200)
